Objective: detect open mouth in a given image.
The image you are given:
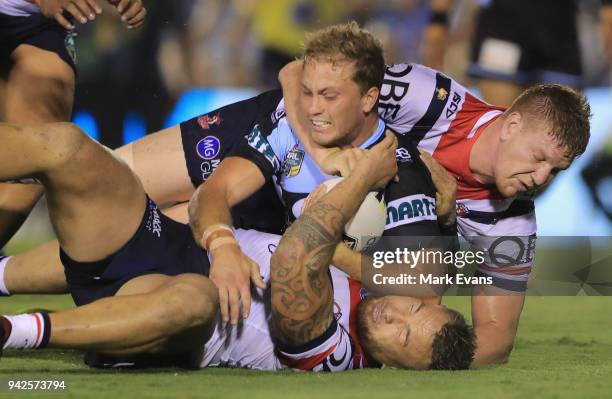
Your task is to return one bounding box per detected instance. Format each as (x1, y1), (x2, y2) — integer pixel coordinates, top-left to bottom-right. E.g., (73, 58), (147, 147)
(311, 120), (331, 130)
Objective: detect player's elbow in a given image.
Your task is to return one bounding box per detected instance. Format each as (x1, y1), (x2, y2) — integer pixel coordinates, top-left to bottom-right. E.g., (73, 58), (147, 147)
(474, 335), (515, 365)
(491, 340), (514, 365)
(271, 240), (300, 275)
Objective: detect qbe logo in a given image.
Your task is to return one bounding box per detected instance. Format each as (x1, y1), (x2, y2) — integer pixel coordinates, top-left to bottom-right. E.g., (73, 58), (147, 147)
(196, 136), (221, 160)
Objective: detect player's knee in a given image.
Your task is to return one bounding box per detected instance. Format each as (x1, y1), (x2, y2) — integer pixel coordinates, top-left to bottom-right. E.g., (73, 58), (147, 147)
(33, 122), (89, 170)
(158, 274), (219, 331)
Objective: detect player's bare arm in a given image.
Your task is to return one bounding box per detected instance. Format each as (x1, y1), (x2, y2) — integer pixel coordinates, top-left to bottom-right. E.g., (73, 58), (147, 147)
(471, 288), (525, 365)
(270, 205), (339, 345)
(188, 156), (267, 325)
(271, 132), (398, 345)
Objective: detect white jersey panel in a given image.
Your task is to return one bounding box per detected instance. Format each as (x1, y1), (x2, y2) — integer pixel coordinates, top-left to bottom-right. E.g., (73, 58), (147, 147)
(201, 229), (361, 371)
(0, 0), (40, 16)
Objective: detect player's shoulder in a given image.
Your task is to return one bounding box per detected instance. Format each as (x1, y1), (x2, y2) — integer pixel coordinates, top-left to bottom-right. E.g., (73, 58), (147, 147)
(380, 63), (462, 132)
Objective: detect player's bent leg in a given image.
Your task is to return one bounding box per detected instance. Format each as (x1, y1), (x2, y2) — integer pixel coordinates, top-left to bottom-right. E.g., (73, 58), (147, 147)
(2, 273), (219, 356)
(477, 79), (523, 108)
(0, 183), (43, 248)
(5, 44), (74, 123)
(0, 122), (145, 262)
(0, 44), (74, 248)
(2, 241), (67, 295)
(115, 125), (194, 205)
(49, 273), (218, 355)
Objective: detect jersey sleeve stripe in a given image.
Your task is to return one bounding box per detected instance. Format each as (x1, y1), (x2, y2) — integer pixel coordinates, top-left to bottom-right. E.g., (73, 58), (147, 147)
(408, 72), (452, 143)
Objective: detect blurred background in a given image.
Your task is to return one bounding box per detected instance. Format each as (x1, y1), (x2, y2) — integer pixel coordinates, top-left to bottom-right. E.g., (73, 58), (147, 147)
(6, 0), (612, 253)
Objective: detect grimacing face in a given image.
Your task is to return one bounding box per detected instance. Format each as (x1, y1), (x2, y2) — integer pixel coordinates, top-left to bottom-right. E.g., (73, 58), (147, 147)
(357, 296), (451, 369)
(300, 58), (374, 147)
(493, 113), (572, 198)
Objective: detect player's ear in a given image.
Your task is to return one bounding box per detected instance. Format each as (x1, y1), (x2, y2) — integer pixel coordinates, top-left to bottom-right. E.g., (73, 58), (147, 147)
(500, 111), (522, 142)
(362, 87), (379, 114)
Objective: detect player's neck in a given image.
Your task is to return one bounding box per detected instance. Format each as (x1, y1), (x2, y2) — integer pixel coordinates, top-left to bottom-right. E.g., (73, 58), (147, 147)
(469, 117), (502, 185)
(342, 114), (379, 149)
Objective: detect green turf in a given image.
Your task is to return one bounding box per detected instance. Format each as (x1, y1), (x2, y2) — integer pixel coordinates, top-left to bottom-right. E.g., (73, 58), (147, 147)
(1, 295), (611, 399)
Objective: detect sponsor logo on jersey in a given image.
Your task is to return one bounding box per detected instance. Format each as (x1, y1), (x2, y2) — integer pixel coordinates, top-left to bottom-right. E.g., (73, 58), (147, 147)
(283, 145), (305, 177)
(385, 194), (437, 229)
(436, 87), (448, 101)
(445, 92), (462, 118)
(333, 301), (342, 321)
(456, 203), (469, 217)
(247, 125), (281, 171)
(487, 235), (536, 267)
(271, 108), (286, 125)
(200, 159), (220, 180)
(64, 32), (77, 65)
(196, 135), (221, 160)
(395, 147), (412, 163)
(197, 113), (222, 130)
(342, 234), (357, 250)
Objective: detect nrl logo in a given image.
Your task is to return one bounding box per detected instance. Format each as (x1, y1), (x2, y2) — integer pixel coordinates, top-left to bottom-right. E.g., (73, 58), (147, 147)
(283, 145), (305, 177)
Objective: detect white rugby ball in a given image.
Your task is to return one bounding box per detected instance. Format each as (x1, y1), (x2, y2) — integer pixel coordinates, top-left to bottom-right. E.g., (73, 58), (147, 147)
(322, 177), (386, 252)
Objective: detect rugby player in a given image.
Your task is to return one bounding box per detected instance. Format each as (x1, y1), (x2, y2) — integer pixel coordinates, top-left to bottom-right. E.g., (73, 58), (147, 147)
(277, 55), (591, 365)
(0, 0), (146, 249)
(0, 123), (475, 371)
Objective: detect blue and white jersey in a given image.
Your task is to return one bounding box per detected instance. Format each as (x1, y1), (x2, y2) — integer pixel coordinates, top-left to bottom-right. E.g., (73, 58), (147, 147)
(232, 113), (441, 239)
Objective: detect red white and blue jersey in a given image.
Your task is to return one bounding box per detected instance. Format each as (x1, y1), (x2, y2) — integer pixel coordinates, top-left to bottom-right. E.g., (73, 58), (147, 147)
(201, 229), (369, 371)
(380, 63), (536, 291)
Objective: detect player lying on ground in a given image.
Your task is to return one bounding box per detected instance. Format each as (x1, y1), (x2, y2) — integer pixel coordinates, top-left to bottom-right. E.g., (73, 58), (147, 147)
(1, 22), (591, 365)
(0, 123), (475, 370)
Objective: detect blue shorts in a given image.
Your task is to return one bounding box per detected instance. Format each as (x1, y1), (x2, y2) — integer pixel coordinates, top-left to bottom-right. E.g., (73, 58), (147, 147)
(0, 12), (76, 74)
(62, 197), (210, 306)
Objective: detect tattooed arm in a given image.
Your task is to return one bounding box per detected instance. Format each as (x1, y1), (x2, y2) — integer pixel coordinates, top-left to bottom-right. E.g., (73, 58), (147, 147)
(270, 132), (398, 347)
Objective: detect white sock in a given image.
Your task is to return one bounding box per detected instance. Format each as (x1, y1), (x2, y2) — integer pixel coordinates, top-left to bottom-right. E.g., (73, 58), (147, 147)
(0, 256), (11, 295)
(3, 313), (50, 350)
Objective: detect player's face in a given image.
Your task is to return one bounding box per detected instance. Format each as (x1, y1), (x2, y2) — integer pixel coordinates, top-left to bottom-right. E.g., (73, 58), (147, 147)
(357, 296), (451, 369)
(300, 58), (370, 147)
(494, 115), (572, 198)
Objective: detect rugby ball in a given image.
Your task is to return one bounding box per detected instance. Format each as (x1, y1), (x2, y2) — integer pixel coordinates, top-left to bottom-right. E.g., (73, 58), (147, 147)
(322, 177), (386, 252)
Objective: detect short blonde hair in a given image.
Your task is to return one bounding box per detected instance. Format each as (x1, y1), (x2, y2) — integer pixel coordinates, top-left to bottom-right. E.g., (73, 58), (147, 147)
(302, 22), (385, 94)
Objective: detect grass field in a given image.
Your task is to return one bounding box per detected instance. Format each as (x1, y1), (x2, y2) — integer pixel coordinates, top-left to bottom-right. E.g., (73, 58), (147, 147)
(1, 295), (611, 399)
